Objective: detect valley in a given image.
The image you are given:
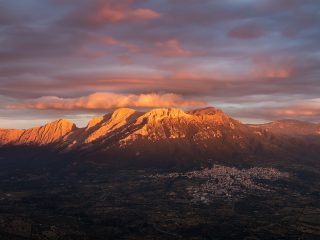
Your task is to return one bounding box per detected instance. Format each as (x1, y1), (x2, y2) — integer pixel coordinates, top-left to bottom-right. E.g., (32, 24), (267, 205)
(0, 162), (319, 239)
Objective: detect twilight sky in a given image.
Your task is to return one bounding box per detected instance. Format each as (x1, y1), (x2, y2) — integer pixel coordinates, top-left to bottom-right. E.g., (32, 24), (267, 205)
(0, 0), (320, 128)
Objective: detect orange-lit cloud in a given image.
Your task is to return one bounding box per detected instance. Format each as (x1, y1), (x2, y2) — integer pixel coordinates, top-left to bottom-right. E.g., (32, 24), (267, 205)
(251, 67), (292, 79)
(90, 35), (139, 52)
(71, 1), (161, 27)
(8, 92), (206, 110)
(128, 8), (161, 20)
(270, 100), (320, 117)
(250, 59), (293, 79)
(272, 109), (320, 117)
(155, 39), (192, 57)
(227, 98), (320, 121)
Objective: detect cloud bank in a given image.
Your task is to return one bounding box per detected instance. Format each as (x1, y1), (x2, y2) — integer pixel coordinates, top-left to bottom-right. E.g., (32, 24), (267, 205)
(8, 93), (206, 110)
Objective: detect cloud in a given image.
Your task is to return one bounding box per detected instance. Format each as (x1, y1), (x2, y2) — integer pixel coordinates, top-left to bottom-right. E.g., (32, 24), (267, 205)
(249, 56), (294, 79)
(272, 108), (320, 118)
(118, 55), (134, 65)
(90, 35), (139, 52)
(64, 0), (161, 27)
(154, 39), (192, 57)
(8, 92), (206, 110)
(228, 24), (265, 39)
(223, 98), (320, 122)
(129, 8), (161, 20)
(251, 66), (292, 79)
(269, 99), (320, 118)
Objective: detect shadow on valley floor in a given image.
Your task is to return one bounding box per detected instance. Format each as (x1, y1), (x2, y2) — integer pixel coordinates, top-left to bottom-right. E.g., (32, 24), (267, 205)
(0, 146), (319, 239)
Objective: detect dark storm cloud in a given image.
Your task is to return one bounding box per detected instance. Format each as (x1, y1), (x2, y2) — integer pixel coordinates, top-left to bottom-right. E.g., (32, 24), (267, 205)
(0, 0), (319, 127)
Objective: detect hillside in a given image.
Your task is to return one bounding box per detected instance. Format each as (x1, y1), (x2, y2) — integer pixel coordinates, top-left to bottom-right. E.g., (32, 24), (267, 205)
(249, 120), (320, 137)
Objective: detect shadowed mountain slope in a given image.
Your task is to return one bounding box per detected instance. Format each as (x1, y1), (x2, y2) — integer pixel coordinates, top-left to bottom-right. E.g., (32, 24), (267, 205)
(249, 120), (320, 137)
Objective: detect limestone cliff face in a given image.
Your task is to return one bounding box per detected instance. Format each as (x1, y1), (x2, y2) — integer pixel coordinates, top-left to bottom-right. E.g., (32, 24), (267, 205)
(19, 119), (77, 145)
(64, 108), (140, 147)
(0, 119), (76, 146)
(94, 107), (261, 164)
(0, 129), (24, 145)
(118, 107), (239, 144)
(122, 108), (192, 141)
(86, 116), (104, 130)
(84, 108), (138, 144)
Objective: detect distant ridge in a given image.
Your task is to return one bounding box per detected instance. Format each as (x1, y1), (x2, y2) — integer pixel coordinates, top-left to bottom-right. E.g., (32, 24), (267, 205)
(249, 119), (320, 136)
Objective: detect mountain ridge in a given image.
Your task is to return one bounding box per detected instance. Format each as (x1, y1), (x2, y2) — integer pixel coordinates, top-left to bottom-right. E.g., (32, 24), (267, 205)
(0, 119), (76, 146)
(249, 119), (320, 136)
(1, 107), (319, 167)
(1, 107), (319, 147)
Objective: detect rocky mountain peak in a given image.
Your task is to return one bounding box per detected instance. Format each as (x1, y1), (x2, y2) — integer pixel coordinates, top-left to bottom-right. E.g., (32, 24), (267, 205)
(86, 116), (104, 130)
(189, 107), (230, 124)
(138, 108), (189, 123)
(0, 128), (24, 145)
(14, 119), (77, 145)
(79, 108), (137, 144)
(50, 119), (76, 129)
(189, 107), (224, 116)
(111, 108), (136, 119)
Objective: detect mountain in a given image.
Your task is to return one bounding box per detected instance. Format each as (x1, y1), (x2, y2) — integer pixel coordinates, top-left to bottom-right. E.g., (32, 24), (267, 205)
(0, 119), (76, 145)
(63, 108), (142, 147)
(0, 128), (24, 145)
(63, 107), (263, 166)
(0, 107), (319, 167)
(249, 119), (320, 137)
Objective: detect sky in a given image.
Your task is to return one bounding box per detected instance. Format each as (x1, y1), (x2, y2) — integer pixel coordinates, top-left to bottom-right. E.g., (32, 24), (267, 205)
(0, 0), (320, 128)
